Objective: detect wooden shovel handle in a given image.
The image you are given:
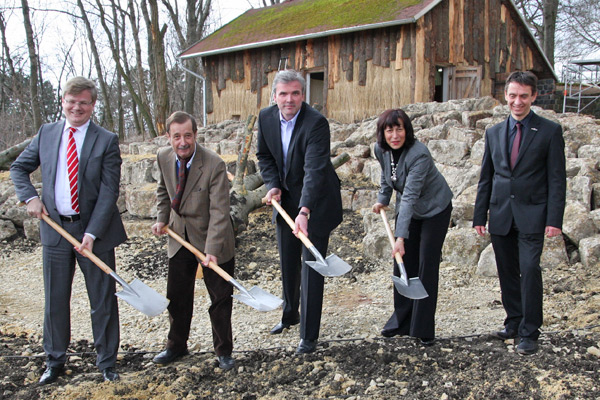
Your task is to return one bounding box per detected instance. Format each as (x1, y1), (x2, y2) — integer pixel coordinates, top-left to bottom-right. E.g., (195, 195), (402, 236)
(379, 208), (404, 266)
(164, 227), (231, 283)
(41, 213), (114, 275)
(264, 198), (315, 250)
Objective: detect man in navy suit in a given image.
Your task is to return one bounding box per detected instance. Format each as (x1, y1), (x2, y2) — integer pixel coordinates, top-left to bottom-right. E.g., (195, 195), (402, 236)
(473, 71), (566, 355)
(11, 77), (126, 383)
(257, 69), (342, 354)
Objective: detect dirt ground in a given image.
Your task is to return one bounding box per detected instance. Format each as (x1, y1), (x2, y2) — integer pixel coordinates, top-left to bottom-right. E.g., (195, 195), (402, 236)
(1, 177), (599, 399)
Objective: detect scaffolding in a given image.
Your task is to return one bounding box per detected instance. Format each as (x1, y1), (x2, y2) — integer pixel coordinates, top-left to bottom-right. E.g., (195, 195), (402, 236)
(562, 59), (600, 114)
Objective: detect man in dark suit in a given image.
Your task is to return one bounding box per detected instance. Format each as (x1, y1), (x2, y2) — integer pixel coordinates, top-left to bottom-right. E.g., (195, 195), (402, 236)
(257, 69), (343, 354)
(151, 111), (236, 370)
(11, 76), (126, 383)
(473, 71), (566, 355)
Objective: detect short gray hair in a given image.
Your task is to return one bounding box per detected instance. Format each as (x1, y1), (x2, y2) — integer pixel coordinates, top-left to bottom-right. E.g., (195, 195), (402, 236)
(272, 69), (306, 97)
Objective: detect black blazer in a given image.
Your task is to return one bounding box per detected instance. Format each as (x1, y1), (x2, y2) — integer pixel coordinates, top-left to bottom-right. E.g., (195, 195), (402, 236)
(257, 102), (342, 234)
(473, 112), (566, 235)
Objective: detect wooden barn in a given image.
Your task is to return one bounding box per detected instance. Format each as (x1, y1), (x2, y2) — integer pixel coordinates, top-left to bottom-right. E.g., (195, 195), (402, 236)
(179, 0), (557, 124)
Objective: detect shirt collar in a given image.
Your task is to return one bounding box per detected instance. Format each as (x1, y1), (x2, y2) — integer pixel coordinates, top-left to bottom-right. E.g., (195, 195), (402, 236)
(176, 143), (197, 169)
(279, 108), (301, 126)
(65, 120), (91, 134)
(509, 110), (533, 131)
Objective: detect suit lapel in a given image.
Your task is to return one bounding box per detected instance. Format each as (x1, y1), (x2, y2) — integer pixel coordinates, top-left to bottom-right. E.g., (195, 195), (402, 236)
(285, 103), (306, 177)
(498, 118), (510, 169)
(165, 149), (178, 194)
(180, 145), (203, 206)
(79, 121), (99, 176)
(48, 121), (66, 192)
(514, 113), (539, 169)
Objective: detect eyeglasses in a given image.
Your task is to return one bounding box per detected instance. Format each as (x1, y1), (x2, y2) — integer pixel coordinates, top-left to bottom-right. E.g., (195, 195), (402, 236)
(63, 99), (94, 106)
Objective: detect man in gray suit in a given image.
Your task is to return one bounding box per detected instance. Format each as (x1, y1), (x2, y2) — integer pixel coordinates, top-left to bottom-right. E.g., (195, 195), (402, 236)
(11, 77), (126, 383)
(257, 69), (343, 354)
(474, 71), (566, 355)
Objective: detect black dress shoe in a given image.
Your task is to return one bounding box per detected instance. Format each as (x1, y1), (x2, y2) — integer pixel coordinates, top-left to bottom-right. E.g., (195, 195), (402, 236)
(152, 348), (190, 365)
(217, 355), (235, 371)
(494, 327), (518, 340)
(270, 322), (291, 335)
(419, 338), (436, 347)
(517, 338), (539, 355)
(39, 366), (63, 385)
(102, 367), (119, 382)
(381, 328), (403, 338)
(295, 339), (317, 354)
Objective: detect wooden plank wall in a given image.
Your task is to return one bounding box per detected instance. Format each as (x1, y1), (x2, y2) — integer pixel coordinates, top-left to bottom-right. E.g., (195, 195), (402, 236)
(202, 0), (553, 124)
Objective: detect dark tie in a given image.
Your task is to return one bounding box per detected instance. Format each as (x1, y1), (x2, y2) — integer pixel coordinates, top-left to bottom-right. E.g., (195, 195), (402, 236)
(171, 159), (189, 214)
(510, 122), (522, 170)
(66, 127), (80, 213)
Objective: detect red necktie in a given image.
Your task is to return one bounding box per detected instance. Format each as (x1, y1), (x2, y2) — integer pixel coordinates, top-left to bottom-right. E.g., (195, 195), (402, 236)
(510, 122), (522, 170)
(67, 127), (80, 213)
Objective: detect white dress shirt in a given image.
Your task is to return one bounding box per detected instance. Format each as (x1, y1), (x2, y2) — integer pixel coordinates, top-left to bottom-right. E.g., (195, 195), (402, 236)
(55, 121), (89, 216)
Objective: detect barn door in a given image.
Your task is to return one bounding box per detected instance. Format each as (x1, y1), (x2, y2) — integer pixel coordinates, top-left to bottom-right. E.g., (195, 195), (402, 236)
(449, 66), (482, 99)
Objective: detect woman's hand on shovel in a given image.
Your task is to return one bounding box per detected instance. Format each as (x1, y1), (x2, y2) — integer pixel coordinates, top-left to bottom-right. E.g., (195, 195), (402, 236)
(393, 237), (406, 258)
(264, 188), (281, 205)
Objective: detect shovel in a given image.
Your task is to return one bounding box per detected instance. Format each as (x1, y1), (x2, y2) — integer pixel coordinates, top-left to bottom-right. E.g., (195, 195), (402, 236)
(267, 199), (351, 277)
(379, 208), (428, 300)
(163, 227), (282, 312)
(41, 214), (169, 317)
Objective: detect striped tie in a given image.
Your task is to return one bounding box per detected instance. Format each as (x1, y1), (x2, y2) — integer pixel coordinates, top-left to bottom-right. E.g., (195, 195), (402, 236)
(67, 127), (80, 213)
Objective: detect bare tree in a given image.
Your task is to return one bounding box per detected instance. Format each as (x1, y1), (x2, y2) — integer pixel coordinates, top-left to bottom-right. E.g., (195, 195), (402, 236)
(20, 0), (43, 132)
(558, 0), (600, 59)
(77, 0), (114, 132)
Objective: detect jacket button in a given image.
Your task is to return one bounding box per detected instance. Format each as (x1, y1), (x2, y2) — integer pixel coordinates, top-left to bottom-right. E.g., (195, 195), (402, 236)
(510, 195), (515, 199)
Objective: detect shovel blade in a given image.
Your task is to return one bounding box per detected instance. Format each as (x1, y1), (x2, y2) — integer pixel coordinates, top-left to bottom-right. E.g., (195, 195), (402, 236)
(232, 286), (283, 312)
(115, 278), (170, 317)
(306, 254), (352, 277)
(391, 275), (429, 300)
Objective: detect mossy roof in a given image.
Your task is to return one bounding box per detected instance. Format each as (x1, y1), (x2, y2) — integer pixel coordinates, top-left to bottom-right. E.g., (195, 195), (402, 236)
(180, 0), (440, 58)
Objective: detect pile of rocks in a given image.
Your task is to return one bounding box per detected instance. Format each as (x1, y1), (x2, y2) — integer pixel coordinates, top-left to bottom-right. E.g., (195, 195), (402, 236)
(1, 96), (599, 276)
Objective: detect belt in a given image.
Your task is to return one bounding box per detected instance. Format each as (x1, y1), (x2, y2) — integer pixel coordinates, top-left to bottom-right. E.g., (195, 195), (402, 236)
(59, 214), (80, 222)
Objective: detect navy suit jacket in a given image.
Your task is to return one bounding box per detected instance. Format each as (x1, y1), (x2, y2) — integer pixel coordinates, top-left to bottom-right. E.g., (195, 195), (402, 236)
(473, 112), (566, 235)
(11, 120), (127, 253)
(256, 102), (342, 234)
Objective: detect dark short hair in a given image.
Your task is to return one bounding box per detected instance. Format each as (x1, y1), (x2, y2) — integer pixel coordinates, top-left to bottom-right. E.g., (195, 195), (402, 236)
(376, 109), (415, 151)
(63, 76), (98, 102)
(505, 71), (538, 94)
(272, 69), (306, 97)
(166, 111), (197, 134)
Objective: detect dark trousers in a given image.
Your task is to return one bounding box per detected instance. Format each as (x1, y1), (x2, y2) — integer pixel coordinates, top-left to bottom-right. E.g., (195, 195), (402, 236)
(42, 220), (119, 370)
(276, 216), (329, 341)
(383, 203), (452, 339)
(166, 246), (234, 356)
(491, 221), (544, 340)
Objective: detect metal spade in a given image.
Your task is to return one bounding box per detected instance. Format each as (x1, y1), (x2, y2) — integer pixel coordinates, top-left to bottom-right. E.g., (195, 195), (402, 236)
(164, 227), (282, 312)
(268, 199), (352, 277)
(41, 214), (169, 317)
(379, 208), (428, 300)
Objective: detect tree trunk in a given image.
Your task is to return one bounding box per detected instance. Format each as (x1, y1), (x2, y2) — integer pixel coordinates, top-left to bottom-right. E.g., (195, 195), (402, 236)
(542, 0), (558, 66)
(0, 138), (32, 170)
(20, 0), (42, 132)
(146, 0), (170, 134)
(77, 0), (114, 132)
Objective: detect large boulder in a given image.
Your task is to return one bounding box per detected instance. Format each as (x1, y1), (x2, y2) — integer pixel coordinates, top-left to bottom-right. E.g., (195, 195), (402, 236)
(562, 202), (598, 246)
(442, 227), (490, 270)
(121, 155), (157, 185)
(428, 140), (470, 165)
(436, 164), (481, 198)
(451, 184), (478, 227)
(579, 235), (600, 269)
(23, 218), (40, 242)
(125, 184), (158, 219)
(0, 219), (17, 240)
(566, 176), (594, 211)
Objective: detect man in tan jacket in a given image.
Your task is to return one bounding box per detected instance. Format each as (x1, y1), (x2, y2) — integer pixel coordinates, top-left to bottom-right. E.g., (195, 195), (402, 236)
(151, 111), (235, 370)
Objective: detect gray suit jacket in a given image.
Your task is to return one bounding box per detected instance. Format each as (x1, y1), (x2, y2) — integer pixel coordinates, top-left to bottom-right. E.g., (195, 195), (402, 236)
(256, 102), (342, 234)
(375, 141), (453, 239)
(473, 113), (566, 235)
(156, 145), (235, 261)
(10, 120), (126, 253)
